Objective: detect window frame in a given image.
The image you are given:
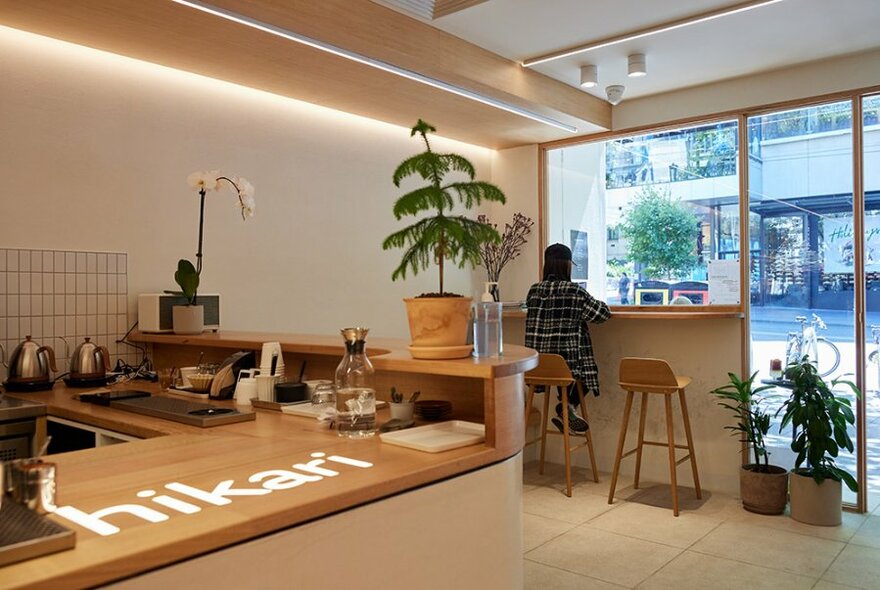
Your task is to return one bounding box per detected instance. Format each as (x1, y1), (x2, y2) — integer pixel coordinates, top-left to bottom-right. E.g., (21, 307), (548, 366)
(538, 86), (880, 319)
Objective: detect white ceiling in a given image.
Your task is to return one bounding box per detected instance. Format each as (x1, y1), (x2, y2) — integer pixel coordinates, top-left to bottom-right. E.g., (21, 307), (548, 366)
(410, 0), (880, 103)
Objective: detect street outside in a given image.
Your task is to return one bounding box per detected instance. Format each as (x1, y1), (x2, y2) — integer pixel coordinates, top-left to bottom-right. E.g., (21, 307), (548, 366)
(749, 306), (880, 508)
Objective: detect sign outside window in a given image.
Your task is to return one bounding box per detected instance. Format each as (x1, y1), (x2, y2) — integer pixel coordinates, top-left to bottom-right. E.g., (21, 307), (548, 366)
(570, 230), (588, 281)
(823, 215), (880, 273)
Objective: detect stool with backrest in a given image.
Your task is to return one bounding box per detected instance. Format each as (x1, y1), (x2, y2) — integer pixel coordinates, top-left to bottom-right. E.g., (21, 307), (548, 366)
(607, 357), (701, 516)
(524, 353), (599, 497)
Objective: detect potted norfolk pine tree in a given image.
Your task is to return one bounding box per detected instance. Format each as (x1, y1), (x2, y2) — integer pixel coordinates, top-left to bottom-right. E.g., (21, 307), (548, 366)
(382, 120), (506, 359)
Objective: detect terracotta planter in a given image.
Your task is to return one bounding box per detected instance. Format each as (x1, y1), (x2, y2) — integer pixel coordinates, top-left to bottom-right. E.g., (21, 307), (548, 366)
(404, 297), (472, 359)
(789, 470), (842, 526)
(740, 464), (788, 515)
(172, 304), (204, 335)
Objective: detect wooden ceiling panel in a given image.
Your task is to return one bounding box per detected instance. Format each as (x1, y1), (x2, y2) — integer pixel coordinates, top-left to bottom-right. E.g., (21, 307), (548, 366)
(0, 0), (609, 148)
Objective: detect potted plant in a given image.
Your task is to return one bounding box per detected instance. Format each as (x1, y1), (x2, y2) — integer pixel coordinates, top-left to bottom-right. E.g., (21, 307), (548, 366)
(778, 357), (859, 526)
(382, 120), (506, 359)
(711, 372), (789, 514)
(173, 170), (256, 334)
(476, 212), (534, 302)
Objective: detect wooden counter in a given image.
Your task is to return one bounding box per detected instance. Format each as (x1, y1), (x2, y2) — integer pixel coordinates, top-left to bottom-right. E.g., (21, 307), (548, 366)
(1, 332), (537, 589)
(504, 307), (744, 320)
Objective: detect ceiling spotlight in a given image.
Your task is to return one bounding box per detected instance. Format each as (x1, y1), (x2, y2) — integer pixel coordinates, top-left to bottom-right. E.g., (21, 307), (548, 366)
(628, 53), (647, 77)
(579, 65), (598, 88)
(605, 85), (625, 105)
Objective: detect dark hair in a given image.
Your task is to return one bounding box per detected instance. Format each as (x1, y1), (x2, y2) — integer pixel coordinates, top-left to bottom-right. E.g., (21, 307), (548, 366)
(543, 257), (571, 281)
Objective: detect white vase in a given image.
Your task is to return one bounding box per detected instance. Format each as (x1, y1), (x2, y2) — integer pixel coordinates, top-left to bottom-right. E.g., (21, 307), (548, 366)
(172, 305), (204, 335)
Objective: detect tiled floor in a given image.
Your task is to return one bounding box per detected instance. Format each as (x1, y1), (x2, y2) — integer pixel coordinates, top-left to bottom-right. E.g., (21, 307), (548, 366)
(522, 461), (880, 589)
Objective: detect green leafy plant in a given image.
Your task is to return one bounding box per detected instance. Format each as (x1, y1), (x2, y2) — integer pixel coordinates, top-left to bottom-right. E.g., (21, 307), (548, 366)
(619, 185), (698, 278)
(382, 120), (506, 296)
(778, 357), (859, 492)
(174, 259), (200, 305)
(711, 372), (776, 471)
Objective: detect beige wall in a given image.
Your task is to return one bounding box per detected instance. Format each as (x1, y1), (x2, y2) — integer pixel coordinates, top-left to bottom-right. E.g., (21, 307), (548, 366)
(0, 26), (495, 339)
(487, 144), (541, 303)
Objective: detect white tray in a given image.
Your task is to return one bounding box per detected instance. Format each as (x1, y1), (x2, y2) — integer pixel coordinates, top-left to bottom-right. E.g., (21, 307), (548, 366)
(379, 420), (485, 453)
(280, 400), (387, 418)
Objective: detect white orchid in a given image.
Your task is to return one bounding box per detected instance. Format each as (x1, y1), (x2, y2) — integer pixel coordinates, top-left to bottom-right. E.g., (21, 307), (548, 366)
(240, 194), (256, 218)
(234, 176), (255, 199)
(225, 175), (256, 219)
(176, 171), (256, 305)
(187, 170), (221, 192)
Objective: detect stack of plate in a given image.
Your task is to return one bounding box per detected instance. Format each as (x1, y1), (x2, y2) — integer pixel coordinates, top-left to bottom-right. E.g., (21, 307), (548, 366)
(414, 400), (453, 421)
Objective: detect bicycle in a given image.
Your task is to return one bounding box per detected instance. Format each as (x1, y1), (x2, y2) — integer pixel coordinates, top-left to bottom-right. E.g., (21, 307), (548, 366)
(867, 325), (880, 395)
(785, 313), (841, 378)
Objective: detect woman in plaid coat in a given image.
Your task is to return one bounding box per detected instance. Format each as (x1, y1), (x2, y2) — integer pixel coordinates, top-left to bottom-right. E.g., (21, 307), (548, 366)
(526, 244), (611, 433)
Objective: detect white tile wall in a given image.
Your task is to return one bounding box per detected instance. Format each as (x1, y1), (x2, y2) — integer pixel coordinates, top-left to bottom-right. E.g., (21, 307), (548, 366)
(0, 248), (138, 381)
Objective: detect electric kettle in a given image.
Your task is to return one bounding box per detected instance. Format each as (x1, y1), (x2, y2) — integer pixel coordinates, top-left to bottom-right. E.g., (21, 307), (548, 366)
(66, 337), (111, 386)
(1, 335), (57, 392)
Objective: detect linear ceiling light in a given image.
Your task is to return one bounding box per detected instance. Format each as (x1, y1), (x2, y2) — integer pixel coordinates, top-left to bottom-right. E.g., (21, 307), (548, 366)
(522, 0), (785, 67)
(171, 0), (577, 133)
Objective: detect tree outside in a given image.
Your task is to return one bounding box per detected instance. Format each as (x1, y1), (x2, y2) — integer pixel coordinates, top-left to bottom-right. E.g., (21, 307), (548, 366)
(619, 185), (699, 279)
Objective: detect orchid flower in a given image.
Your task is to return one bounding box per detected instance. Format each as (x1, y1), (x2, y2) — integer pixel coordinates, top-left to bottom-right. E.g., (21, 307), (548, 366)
(176, 171), (257, 305)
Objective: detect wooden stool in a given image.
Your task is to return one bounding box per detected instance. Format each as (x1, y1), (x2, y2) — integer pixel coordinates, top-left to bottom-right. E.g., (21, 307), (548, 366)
(524, 353), (599, 497)
(607, 357), (701, 516)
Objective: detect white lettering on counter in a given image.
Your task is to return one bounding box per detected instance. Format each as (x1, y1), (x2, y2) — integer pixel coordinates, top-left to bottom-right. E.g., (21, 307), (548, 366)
(165, 480), (272, 505)
(55, 504), (170, 537)
(137, 490), (202, 514)
(248, 470), (322, 490)
(324, 454), (372, 468)
(292, 458), (339, 477)
(53, 453), (373, 536)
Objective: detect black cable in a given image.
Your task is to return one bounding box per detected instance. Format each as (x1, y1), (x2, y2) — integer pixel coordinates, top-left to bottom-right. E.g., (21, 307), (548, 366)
(116, 320), (149, 368)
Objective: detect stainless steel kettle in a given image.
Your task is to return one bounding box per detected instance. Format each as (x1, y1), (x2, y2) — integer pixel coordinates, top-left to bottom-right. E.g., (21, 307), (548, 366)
(68, 337), (110, 379)
(1, 335), (57, 383)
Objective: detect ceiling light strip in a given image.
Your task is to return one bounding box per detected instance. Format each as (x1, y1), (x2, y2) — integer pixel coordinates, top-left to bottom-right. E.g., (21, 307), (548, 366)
(522, 0), (785, 67)
(171, 0), (577, 133)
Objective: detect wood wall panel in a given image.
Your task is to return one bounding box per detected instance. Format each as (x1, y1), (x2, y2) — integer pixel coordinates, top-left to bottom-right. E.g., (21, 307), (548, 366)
(0, 0), (611, 148)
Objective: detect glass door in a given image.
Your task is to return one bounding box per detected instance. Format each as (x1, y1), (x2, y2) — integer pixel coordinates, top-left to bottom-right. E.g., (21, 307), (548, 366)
(748, 99), (859, 505)
(862, 94), (880, 511)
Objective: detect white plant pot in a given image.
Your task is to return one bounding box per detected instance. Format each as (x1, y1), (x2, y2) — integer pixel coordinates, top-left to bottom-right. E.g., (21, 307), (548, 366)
(172, 305), (204, 335)
(789, 470), (842, 526)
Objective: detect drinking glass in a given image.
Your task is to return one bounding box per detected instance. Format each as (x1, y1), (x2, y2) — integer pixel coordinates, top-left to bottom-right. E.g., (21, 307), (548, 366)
(312, 383), (336, 407)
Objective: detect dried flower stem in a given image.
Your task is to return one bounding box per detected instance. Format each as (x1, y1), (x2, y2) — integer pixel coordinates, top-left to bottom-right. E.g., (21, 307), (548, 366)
(477, 213), (534, 282)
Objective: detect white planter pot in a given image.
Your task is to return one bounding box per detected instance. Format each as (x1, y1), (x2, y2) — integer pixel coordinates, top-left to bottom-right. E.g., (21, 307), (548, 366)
(789, 470), (842, 526)
(172, 305), (204, 335)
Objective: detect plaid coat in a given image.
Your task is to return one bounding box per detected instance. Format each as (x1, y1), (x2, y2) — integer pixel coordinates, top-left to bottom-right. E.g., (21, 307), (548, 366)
(525, 279), (611, 395)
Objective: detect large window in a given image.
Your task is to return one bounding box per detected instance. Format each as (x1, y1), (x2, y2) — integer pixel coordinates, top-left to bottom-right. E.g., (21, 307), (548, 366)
(545, 120), (741, 306)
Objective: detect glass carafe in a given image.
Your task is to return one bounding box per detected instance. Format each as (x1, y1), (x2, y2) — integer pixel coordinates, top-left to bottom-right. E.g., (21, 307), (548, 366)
(335, 327), (377, 438)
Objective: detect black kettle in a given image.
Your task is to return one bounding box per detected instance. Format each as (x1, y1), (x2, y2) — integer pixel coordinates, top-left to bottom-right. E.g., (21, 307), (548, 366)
(1, 335), (57, 392)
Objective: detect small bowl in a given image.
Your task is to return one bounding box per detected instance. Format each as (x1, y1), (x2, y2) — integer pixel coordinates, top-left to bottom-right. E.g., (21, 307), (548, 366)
(188, 373), (214, 392)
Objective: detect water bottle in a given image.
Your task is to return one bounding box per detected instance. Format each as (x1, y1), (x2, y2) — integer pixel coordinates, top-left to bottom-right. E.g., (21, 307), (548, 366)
(335, 327), (377, 438)
(473, 302), (503, 358)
